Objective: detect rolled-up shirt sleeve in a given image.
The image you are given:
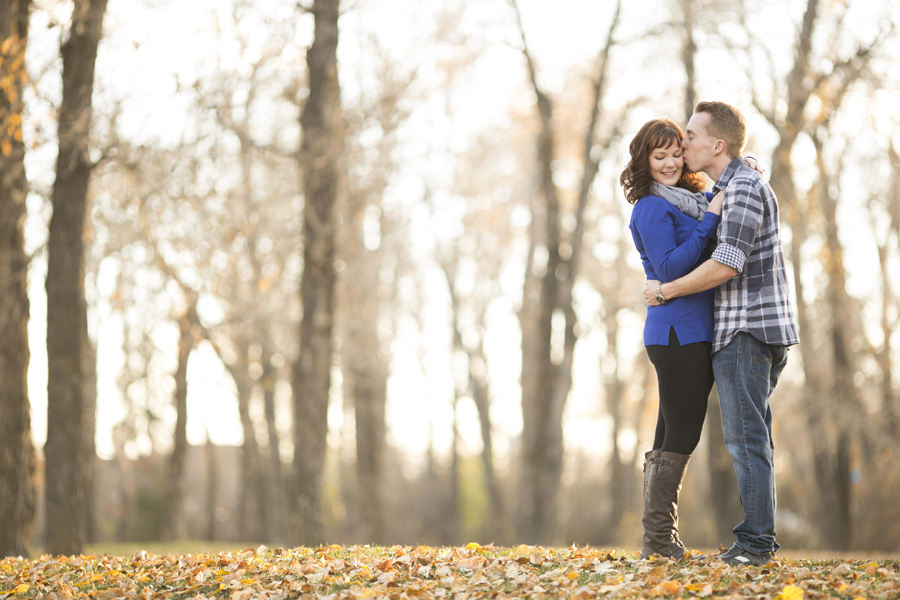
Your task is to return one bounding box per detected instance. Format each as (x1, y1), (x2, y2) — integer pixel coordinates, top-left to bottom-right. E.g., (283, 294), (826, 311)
(710, 179), (763, 274)
(710, 241), (746, 272)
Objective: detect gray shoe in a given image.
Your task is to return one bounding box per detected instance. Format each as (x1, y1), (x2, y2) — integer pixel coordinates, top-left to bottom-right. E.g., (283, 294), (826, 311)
(720, 544), (773, 566)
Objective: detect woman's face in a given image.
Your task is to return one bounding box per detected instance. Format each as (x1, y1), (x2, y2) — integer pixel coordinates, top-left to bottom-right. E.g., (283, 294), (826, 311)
(648, 141), (683, 187)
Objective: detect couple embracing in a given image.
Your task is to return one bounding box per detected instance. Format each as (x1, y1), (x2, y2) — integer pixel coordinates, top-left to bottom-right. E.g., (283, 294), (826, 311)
(620, 102), (799, 566)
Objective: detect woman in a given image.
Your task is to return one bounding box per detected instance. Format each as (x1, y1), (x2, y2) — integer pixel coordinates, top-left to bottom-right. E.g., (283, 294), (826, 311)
(620, 118), (724, 560)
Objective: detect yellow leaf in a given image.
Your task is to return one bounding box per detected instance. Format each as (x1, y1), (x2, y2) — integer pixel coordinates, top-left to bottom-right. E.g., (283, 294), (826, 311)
(15, 584), (30, 594)
(466, 542), (481, 551)
(1, 138), (11, 157)
(780, 584), (804, 600)
(567, 571), (579, 580)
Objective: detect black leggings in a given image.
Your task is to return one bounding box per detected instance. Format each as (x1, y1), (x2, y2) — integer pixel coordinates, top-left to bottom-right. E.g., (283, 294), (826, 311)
(645, 328), (714, 455)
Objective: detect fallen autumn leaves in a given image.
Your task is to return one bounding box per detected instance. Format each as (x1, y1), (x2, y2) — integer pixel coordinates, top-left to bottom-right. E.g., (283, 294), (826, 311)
(2, 543), (899, 600)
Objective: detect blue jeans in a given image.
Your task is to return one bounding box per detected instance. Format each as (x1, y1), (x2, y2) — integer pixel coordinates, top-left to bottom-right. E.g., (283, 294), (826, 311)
(712, 332), (788, 554)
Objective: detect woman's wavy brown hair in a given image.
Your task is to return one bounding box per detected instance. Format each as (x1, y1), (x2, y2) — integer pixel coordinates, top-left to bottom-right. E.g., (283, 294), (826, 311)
(620, 118), (707, 205)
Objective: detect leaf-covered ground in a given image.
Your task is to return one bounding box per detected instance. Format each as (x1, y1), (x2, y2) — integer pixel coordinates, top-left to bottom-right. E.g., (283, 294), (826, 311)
(2, 544), (899, 600)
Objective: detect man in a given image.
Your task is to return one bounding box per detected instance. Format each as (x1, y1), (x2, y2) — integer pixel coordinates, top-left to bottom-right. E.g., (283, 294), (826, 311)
(643, 101), (799, 566)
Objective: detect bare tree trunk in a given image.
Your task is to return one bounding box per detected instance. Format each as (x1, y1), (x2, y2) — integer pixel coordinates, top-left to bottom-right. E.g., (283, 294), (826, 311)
(468, 345), (507, 543)
(439, 259), (507, 543)
(160, 302), (195, 541)
(288, 0), (343, 546)
(679, 0), (696, 124)
(347, 358), (387, 543)
(422, 417), (440, 544)
(235, 368), (266, 542)
(261, 360), (284, 541)
(448, 391), (461, 544)
(342, 195), (388, 544)
(602, 311), (631, 543)
(813, 137), (857, 549)
(80, 303), (97, 544)
(205, 438), (218, 542)
(45, 0), (107, 557)
(0, 0), (35, 559)
(115, 450), (135, 542)
(876, 147), (900, 437)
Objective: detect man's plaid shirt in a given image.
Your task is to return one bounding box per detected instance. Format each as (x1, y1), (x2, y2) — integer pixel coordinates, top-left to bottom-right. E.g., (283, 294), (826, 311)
(709, 158), (799, 352)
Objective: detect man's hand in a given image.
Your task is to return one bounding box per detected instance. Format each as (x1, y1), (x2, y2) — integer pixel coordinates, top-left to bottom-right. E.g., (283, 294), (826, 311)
(643, 279), (661, 307)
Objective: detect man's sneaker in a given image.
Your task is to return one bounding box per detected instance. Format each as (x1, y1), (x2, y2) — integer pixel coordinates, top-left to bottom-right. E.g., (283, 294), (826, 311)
(719, 544), (773, 566)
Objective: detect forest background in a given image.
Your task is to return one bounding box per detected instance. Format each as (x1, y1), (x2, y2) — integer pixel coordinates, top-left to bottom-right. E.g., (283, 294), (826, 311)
(1, 0), (899, 558)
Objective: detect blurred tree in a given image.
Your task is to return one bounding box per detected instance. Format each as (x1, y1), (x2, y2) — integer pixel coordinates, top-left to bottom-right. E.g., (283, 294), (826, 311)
(430, 118), (535, 544)
(735, 0), (890, 550)
(88, 0), (304, 543)
(288, 0), (344, 547)
(338, 49), (413, 544)
(0, 0), (36, 559)
(510, 0), (624, 544)
(872, 146), (900, 438)
(160, 297), (197, 541)
(45, 0), (107, 557)
(190, 2), (303, 541)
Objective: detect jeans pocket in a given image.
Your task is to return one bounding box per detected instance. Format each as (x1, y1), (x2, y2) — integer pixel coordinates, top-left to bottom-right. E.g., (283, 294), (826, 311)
(750, 336), (774, 379)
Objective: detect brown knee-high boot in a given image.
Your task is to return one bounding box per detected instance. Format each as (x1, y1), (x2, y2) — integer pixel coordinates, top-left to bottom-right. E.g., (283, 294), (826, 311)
(640, 451), (690, 559)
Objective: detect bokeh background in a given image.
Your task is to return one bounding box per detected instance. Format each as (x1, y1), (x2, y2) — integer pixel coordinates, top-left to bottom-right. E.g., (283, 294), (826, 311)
(1, 0), (899, 557)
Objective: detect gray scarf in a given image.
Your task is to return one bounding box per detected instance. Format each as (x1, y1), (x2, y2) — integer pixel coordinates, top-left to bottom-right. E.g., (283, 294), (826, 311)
(651, 181), (708, 221)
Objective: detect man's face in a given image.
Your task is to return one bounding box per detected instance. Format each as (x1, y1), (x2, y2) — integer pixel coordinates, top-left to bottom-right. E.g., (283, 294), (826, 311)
(683, 112), (717, 174)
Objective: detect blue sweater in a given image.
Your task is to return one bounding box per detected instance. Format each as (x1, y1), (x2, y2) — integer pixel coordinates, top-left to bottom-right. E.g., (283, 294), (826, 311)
(629, 193), (719, 346)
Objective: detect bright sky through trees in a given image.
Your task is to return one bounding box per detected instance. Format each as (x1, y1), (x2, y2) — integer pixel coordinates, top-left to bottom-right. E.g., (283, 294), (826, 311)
(22, 0), (900, 469)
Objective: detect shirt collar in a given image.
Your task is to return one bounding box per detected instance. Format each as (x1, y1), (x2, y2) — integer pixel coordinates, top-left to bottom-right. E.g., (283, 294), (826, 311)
(712, 157), (746, 194)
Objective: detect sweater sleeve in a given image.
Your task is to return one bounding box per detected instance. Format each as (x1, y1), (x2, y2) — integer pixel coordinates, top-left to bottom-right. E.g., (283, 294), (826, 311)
(632, 197), (721, 282)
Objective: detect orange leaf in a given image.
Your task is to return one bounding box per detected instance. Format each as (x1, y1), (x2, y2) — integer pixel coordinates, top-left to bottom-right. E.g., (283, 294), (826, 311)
(658, 580), (682, 596)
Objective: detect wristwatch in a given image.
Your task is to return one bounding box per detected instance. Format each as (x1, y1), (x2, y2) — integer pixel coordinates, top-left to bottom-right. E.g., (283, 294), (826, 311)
(655, 283), (667, 305)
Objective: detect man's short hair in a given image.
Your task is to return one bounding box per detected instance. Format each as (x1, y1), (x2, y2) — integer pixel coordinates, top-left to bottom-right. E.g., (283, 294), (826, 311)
(695, 101), (746, 158)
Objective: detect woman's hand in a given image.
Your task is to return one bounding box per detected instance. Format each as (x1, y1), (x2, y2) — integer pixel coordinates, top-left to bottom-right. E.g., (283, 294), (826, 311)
(742, 155), (766, 175)
(643, 280), (661, 306)
(707, 190), (725, 215)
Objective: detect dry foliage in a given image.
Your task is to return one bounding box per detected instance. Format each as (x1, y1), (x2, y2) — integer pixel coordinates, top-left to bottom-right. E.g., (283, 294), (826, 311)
(2, 544), (899, 599)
